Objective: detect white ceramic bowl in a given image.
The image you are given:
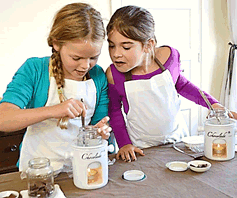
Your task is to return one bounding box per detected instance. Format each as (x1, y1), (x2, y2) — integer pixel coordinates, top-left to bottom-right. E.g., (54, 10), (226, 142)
(0, 191), (19, 198)
(166, 161), (188, 172)
(188, 160), (211, 173)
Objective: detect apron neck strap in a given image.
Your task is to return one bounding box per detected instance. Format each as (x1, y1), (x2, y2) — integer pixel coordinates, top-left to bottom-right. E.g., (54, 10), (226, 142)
(125, 70), (133, 81)
(124, 58), (166, 82)
(85, 72), (91, 80)
(154, 58), (166, 72)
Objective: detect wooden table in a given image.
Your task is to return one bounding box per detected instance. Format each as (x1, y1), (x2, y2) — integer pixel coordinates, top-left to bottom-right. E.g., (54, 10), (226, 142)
(0, 143), (236, 198)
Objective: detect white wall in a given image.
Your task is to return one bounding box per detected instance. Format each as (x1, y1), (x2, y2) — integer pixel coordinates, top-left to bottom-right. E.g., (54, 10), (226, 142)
(0, 0), (111, 97)
(200, 0), (230, 121)
(0, 0), (232, 106)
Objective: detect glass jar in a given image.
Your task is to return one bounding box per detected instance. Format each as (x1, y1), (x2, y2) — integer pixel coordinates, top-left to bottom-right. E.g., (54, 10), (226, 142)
(26, 157), (54, 198)
(77, 125), (102, 147)
(207, 107), (231, 125)
(204, 107), (236, 161)
(208, 108), (229, 119)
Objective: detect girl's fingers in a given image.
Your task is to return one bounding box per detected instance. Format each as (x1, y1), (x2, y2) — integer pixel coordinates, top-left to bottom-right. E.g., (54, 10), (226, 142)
(120, 152), (126, 161)
(228, 110), (234, 118)
(70, 104), (83, 117)
(116, 152), (121, 160)
(95, 117), (111, 139)
(125, 152), (131, 162)
(63, 99), (86, 117)
(77, 101), (87, 117)
(95, 116), (110, 128)
(98, 126), (111, 139)
(134, 148), (145, 156)
(102, 116), (110, 123)
(98, 125), (112, 132)
(129, 150), (137, 161)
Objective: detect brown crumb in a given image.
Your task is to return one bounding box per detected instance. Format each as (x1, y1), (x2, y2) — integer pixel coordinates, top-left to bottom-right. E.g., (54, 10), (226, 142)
(3, 194), (17, 198)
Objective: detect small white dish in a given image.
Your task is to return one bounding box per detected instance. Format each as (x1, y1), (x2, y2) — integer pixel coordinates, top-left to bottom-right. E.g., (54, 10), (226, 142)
(188, 160), (211, 173)
(166, 161), (188, 172)
(182, 136), (204, 148)
(122, 170), (146, 181)
(20, 184), (66, 198)
(0, 191), (19, 198)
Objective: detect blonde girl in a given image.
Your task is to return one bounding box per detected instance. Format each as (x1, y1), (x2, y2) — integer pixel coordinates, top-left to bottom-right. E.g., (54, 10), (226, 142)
(0, 3), (111, 171)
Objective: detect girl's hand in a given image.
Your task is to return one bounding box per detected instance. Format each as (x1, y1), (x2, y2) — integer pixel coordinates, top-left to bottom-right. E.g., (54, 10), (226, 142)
(116, 144), (145, 162)
(211, 103), (224, 109)
(49, 98), (87, 119)
(229, 111), (237, 120)
(94, 116), (112, 139)
(211, 103), (237, 120)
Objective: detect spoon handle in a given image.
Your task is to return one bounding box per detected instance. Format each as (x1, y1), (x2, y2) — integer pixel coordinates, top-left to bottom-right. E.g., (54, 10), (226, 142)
(198, 90), (214, 110)
(172, 142), (203, 159)
(198, 90), (221, 124)
(81, 98), (85, 127)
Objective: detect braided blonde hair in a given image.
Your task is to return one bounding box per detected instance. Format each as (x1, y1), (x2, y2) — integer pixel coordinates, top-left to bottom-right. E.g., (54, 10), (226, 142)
(47, 3), (105, 129)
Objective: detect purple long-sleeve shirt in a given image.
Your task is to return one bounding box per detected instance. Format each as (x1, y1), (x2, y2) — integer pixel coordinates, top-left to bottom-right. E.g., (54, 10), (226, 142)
(108, 46), (219, 148)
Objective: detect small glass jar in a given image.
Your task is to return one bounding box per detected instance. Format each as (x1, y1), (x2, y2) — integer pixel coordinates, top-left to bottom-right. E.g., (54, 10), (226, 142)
(207, 108), (230, 125)
(208, 108), (229, 119)
(77, 125), (102, 147)
(26, 157), (54, 198)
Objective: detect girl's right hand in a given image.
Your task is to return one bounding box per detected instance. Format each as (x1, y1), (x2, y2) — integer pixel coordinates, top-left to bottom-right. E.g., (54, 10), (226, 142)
(116, 144), (145, 162)
(49, 98), (87, 119)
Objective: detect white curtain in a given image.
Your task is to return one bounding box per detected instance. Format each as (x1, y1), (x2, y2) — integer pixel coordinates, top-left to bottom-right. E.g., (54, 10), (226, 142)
(220, 0), (237, 111)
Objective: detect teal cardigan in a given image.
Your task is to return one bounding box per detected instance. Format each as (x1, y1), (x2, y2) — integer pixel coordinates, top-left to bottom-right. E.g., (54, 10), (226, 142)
(0, 57), (109, 125)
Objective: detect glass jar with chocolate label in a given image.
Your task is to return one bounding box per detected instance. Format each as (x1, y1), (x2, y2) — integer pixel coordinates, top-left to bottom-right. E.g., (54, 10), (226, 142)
(26, 157), (54, 198)
(204, 108), (236, 161)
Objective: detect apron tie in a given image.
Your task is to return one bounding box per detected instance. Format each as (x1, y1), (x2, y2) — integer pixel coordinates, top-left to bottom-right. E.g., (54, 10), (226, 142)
(225, 42), (237, 95)
(124, 57), (166, 82)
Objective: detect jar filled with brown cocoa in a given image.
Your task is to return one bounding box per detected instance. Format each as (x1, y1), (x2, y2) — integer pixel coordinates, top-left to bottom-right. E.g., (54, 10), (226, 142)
(26, 157), (54, 198)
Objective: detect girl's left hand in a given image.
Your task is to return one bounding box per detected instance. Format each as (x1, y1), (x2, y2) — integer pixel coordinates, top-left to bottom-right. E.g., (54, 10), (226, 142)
(94, 116), (112, 139)
(227, 110), (237, 120)
(211, 103), (237, 120)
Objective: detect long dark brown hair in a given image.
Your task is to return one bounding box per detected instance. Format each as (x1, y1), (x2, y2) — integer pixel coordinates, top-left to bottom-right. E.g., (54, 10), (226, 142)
(107, 5), (156, 45)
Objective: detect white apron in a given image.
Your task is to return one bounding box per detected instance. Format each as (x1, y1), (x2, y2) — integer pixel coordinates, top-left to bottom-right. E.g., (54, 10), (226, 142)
(124, 69), (188, 149)
(19, 77), (97, 171)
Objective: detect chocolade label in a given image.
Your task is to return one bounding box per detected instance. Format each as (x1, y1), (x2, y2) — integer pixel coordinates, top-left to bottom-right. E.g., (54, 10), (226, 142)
(207, 131), (231, 138)
(81, 149), (106, 160)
